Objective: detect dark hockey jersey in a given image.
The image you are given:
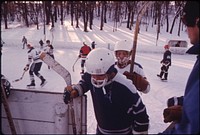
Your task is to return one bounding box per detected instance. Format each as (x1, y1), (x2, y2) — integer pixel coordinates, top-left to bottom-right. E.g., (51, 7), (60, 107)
(77, 71), (149, 134)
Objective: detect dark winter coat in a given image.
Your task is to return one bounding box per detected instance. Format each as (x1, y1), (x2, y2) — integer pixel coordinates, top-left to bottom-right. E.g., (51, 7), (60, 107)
(162, 44), (199, 134)
(161, 50), (171, 66)
(77, 71), (149, 134)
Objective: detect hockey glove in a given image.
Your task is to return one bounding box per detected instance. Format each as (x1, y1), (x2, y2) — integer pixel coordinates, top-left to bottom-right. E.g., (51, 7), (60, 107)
(63, 86), (79, 104)
(163, 105), (182, 123)
(123, 71), (150, 93)
(24, 65), (29, 71)
(167, 96), (183, 107)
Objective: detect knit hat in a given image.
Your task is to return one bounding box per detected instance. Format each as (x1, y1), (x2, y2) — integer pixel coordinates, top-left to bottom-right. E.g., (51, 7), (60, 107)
(182, 1), (199, 27)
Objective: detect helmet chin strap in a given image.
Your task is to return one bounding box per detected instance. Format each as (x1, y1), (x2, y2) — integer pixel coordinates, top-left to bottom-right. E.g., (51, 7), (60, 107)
(91, 72), (116, 88)
(91, 76), (108, 88)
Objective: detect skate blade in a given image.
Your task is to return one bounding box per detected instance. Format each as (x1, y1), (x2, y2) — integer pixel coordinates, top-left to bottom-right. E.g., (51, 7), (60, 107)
(161, 79), (167, 82)
(27, 86), (35, 89)
(41, 81), (47, 87)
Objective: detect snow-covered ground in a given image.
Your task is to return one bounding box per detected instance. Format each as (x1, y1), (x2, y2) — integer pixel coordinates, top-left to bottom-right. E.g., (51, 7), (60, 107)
(1, 18), (197, 134)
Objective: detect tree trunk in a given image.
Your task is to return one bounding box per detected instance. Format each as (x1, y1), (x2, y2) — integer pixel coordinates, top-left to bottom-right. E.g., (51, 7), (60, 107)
(100, 2), (104, 30)
(2, 2), (8, 29)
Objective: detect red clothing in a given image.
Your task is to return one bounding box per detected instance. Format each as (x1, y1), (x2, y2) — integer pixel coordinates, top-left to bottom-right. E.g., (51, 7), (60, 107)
(80, 45), (91, 58)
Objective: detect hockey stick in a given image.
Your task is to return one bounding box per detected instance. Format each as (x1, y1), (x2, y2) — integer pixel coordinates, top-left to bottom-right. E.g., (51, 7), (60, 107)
(40, 52), (77, 134)
(130, 1), (154, 73)
(12, 70), (26, 83)
(72, 57), (80, 72)
(164, 121), (177, 132)
(1, 80), (17, 135)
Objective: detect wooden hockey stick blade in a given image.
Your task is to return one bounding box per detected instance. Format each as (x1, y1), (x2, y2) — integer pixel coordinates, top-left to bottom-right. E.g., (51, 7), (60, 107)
(39, 52), (46, 60)
(12, 78), (21, 82)
(12, 71), (26, 83)
(164, 121), (177, 132)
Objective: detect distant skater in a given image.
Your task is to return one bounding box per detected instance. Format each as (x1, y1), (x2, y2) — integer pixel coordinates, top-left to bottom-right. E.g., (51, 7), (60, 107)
(22, 36), (27, 49)
(157, 44), (171, 81)
(43, 40), (54, 69)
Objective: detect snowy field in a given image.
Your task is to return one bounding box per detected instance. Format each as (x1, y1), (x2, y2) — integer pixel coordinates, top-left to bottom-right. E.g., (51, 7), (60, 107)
(1, 18), (197, 134)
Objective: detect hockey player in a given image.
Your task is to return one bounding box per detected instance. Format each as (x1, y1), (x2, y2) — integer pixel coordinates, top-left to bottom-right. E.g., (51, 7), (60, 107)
(63, 48), (149, 134)
(78, 42), (91, 74)
(91, 41), (96, 49)
(24, 44), (47, 88)
(22, 36), (27, 49)
(39, 39), (44, 49)
(114, 39), (150, 94)
(157, 44), (171, 81)
(43, 40), (54, 69)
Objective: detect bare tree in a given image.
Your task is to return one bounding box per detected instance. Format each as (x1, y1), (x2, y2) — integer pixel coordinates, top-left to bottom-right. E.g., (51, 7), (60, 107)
(1, 1), (8, 29)
(170, 1), (182, 34)
(22, 2), (29, 27)
(60, 1), (64, 25)
(89, 1), (95, 30)
(100, 1), (106, 30)
(70, 1), (74, 26)
(165, 1), (170, 32)
(155, 1), (162, 46)
(81, 1), (89, 32)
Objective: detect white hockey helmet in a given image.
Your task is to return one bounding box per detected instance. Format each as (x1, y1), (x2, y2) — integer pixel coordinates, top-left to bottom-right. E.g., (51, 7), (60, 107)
(114, 39), (132, 52)
(85, 48), (115, 75)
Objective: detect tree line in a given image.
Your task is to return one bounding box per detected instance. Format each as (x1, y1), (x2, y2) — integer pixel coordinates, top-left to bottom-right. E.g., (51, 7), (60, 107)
(1, 1), (186, 36)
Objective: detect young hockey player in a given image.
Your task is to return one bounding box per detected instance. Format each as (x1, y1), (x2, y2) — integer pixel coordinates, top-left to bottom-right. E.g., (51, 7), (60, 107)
(43, 40), (54, 69)
(78, 42), (91, 74)
(63, 48), (149, 134)
(157, 44), (171, 81)
(24, 44), (47, 88)
(114, 39), (150, 94)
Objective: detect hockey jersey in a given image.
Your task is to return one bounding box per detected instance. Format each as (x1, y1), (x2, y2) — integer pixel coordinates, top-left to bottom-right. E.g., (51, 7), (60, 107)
(27, 47), (42, 65)
(76, 71), (149, 134)
(115, 61), (146, 78)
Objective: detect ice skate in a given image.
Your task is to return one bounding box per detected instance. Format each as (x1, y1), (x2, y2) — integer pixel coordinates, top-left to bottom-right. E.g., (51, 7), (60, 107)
(80, 70), (84, 75)
(40, 79), (47, 87)
(157, 74), (161, 78)
(27, 81), (35, 89)
(161, 78), (167, 81)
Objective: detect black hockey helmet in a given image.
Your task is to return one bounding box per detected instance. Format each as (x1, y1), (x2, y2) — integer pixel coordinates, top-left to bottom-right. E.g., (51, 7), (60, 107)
(46, 40), (50, 43)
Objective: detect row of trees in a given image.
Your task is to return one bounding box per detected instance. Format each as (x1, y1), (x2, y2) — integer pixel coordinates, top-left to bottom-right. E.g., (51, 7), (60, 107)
(1, 1), (186, 36)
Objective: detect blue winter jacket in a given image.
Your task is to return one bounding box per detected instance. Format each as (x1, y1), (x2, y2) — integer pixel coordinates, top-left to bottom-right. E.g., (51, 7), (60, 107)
(162, 44), (199, 134)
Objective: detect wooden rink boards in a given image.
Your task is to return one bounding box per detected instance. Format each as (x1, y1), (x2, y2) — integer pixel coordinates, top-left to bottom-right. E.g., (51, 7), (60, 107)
(1, 88), (87, 134)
